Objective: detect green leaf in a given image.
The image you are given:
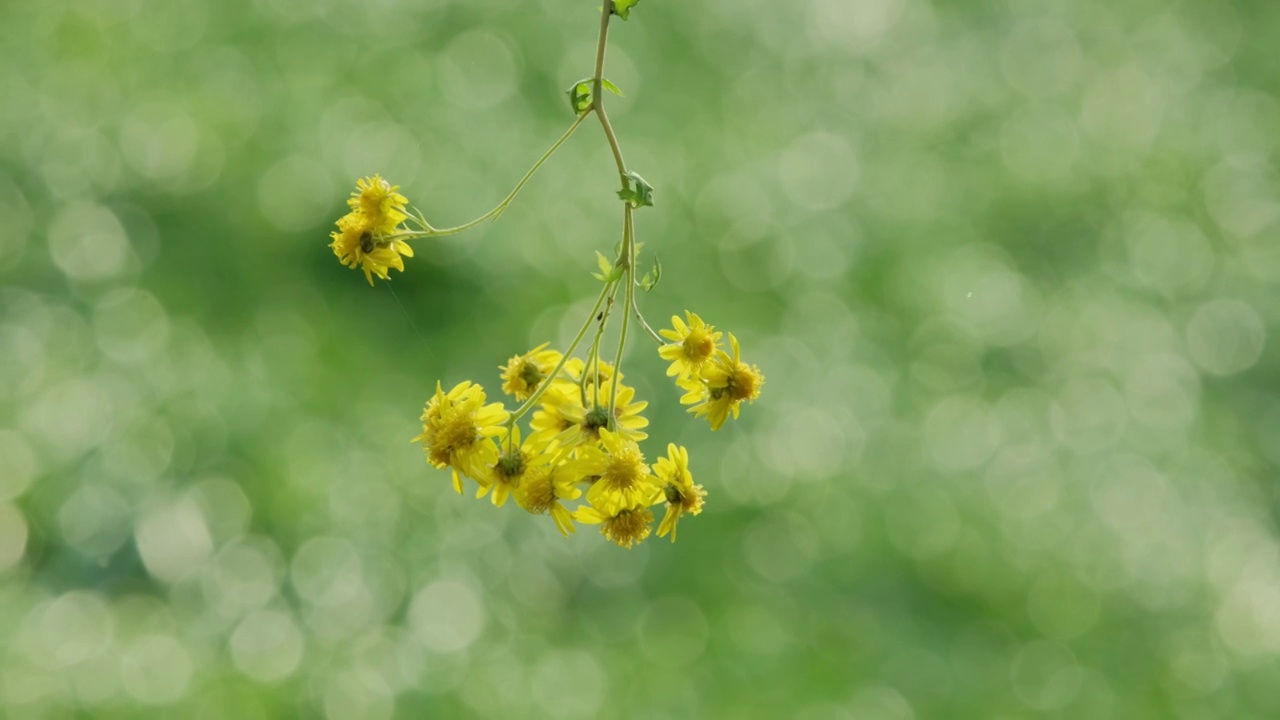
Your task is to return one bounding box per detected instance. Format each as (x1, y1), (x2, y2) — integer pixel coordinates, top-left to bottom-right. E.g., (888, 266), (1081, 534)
(612, 0), (640, 20)
(566, 79), (592, 115)
(616, 171), (654, 208)
(601, 78), (624, 96)
(639, 256), (662, 291)
(593, 250), (623, 282)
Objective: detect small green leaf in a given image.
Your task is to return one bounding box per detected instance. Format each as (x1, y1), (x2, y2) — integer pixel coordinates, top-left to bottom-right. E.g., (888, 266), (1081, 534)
(638, 256), (661, 291)
(593, 250), (612, 280)
(601, 78), (624, 96)
(612, 0), (640, 20)
(616, 171), (654, 208)
(566, 80), (593, 115)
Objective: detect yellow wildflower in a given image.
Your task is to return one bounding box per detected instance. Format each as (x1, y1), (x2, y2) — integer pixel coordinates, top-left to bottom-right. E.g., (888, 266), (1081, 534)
(514, 457), (583, 536)
(682, 334), (764, 431)
(575, 502), (655, 549)
(658, 311), (721, 379)
(329, 211), (415, 286)
(477, 425), (551, 508)
(529, 385), (581, 446)
(576, 428), (662, 514)
(347, 174), (409, 234)
(499, 343), (563, 401)
(653, 444), (705, 542)
(555, 379), (649, 450)
(412, 381), (509, 493)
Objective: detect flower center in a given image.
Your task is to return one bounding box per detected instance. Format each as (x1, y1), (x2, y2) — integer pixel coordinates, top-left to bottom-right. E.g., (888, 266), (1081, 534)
(496, 450), (526, 485)
(683, 330), (715, 362)
(663, 483), (684, 505)
(518, 361), (544, 389)
(604, 446), (645, 491)
(603, 508), (653, 548)
(583, 407), (611, 434)
(728, 364), (761, 401)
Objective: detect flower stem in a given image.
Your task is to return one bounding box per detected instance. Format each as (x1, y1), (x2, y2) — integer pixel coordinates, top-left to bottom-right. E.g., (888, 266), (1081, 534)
(510, 277), (616, 425)
(633, 306), (664, 346)
(592, 2), (629, 187)
(582, 278), (622, 408)
(608, 204), (636, 422)
(393, 111), (590, 241)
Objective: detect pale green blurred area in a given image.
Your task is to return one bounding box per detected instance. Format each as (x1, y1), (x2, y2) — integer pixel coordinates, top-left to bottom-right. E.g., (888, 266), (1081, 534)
(2, 0), (1280, 716)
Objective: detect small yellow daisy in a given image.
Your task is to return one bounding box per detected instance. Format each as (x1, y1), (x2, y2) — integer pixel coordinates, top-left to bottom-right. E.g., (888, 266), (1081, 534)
(574, 503), (655, 549)
(477, 425), (552, 508)
(347, 174), (409, 235)
(684, 334), (764, 431)
(555, 379), (649, 449)
(529, 385), (582, 446)
(412, 381), (509, 493)
(329, 211), (415, 286)
(514, 458), (583, 537)
(658, 311), (722, 379)
(499, 343), (563, 401)
(576, 428), (663, 514)
(653, 444), (705, 542)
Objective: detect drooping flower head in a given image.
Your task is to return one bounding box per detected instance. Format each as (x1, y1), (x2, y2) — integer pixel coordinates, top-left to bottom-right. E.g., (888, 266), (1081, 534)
(330, 211), (415, 285)
(348, 174), (409, 234)
(658, 311), (722, 380)
(575, 502), (655, 549)
(478, 425), (553, 508)
(500, 343), (563, 402)
(682, 334), (764, 431)
(653, 444), (705, 542)
(412, 381), (509, 493)
(515, 456), (583, 537)
(576, 428), (662, 514)
(555, 379), (649, 450)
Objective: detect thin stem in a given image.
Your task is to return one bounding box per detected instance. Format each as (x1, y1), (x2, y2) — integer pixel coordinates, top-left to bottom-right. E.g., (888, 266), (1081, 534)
(509, 278), (615, 425)
(592, 2), (629, 185)
(392, 112), (589, 242)
(582, 281), (621, 408)
(607, 204), (636, 421)
(633, 306), (664, 346)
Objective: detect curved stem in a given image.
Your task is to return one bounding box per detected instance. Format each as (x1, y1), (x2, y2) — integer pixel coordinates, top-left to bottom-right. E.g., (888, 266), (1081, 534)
(633, 306), (664, 346)
(393, 112), (590, 242)
(509, 278), (615, 425)
(607, 205), (636, 421)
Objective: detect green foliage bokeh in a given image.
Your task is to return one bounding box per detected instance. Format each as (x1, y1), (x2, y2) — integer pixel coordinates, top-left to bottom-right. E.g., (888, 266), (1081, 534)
(2, 0), (1280, 717)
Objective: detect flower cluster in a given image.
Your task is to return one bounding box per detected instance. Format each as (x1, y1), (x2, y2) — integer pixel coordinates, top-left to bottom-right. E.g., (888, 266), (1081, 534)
(407, 315), (759, 547)
(328, 2), (764, 547)
(329, 175), (420, 285)
(660, 312), (765, 430)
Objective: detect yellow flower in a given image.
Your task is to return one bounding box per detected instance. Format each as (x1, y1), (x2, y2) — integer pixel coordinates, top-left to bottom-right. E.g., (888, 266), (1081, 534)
(576, 428), (662, 514)
(499, 343), (563, 401)
(653, 444), (705, 542)
(329, 211), (415, 286)
(554, 379), (649, 450)
(514, 457), (583, 537)
(477, 425), (551, 508)
(683, 334), (764, 430)
(658, 311), (721, 379)
(529, 385), (581, 447)
(574, 503), (655, 549)
(347, 175), (409, 234)
(412, 381), (509, 493)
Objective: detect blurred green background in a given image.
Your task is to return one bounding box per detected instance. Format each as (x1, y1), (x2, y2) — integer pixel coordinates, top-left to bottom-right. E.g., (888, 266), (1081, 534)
(3, 0), (1280, 717)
